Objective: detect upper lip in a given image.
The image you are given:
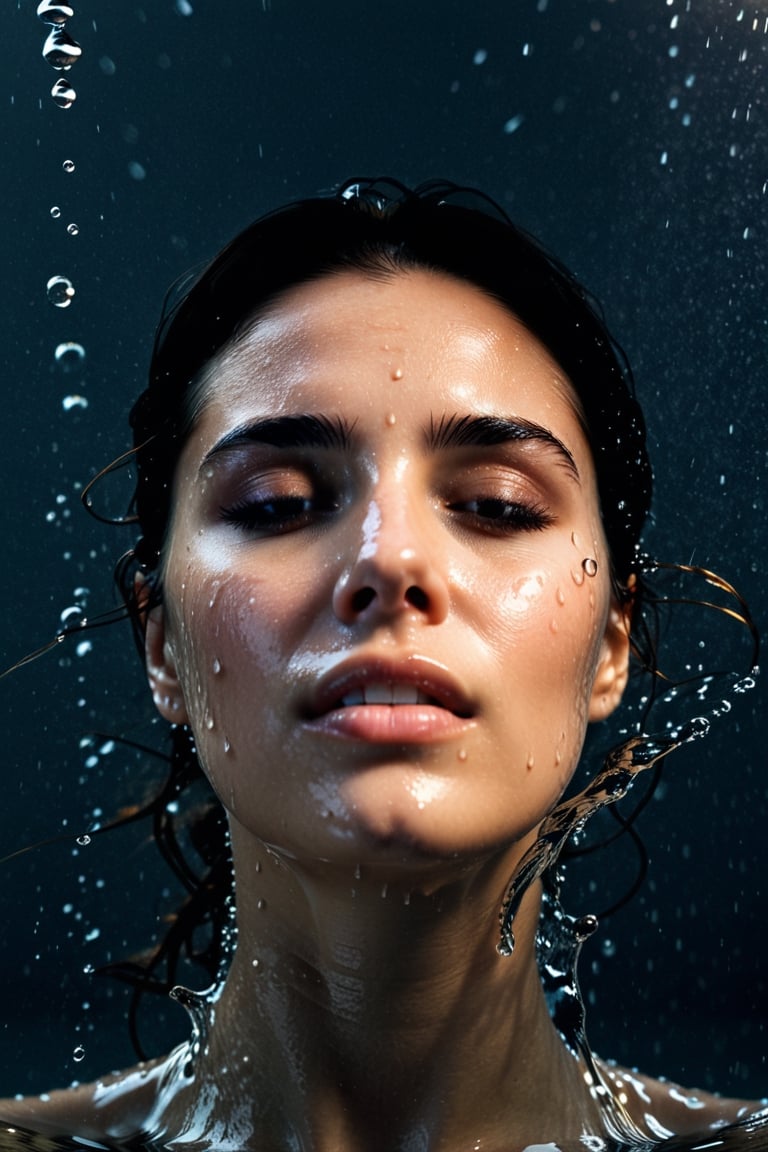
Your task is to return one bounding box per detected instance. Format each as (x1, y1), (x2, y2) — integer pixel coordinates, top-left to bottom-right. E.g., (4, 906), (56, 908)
(305, 655), (476, 719)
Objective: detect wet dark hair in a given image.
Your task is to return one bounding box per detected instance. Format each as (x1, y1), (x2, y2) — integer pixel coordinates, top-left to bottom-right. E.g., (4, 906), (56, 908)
(128, 176), (651, 588)
(109, 177), (661, 1053)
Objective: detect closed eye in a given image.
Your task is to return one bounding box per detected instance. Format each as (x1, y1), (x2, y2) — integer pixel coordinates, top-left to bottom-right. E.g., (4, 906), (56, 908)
(448, 497), (554, 532)
(221, 491), (340, 535)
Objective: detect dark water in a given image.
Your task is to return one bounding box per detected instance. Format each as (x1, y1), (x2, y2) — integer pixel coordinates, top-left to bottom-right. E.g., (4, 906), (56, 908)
(1, 0), (765, 1120)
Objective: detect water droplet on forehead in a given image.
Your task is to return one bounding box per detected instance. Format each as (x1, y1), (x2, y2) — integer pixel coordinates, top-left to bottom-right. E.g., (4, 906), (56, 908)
(37, 1), (74, 24)
(47, 274), (75, 307)
(51, 78), (76, 108)
(43, 27), (83, 70)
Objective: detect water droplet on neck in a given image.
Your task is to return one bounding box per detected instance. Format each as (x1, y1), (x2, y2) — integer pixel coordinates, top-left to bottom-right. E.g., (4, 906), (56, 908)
(47, 274), (75, 307)
(51, 78), (76, 108)
(37, 1), (74, 25)
(43, 27), (82, 70)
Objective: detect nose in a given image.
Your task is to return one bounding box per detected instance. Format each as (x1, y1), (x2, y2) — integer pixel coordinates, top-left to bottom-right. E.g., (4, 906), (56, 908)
(332, 494), (450, 627)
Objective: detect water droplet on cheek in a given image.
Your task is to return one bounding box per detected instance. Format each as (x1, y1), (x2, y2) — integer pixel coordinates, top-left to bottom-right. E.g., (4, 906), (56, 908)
(556, 587), (566, 606)
(570, 530), (581, 549)
(549, 618), (559, 635)
(582, 557), (599, 578)
(385, 413), (396, 427)
(571, 567), (585, 587)
(391, 367), (403, 381)
(457, 748), (468, 762)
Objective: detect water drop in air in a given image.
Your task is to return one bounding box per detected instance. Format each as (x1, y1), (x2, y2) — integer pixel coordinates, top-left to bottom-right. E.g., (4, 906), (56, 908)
(51, 78), (76, 108)
(50, 205), (61, 218)
(72, 1046), (85, 1063)
(55, 341), (85, 370)
(47, 275), (75, 307)
(62, 158), (75, 172)
(67, 223), (79, 236)
(62, 394), (88, 411)
(43, 27), (83, 70)
(37, 1), (74, 24)
(76, 834), (91, 846)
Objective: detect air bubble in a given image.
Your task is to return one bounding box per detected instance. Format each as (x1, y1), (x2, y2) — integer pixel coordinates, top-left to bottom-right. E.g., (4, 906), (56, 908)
(37, 1), (74, 24)
(67, 223), (79, 236)
(43, 27), (83, 70)
(50, 205), (61, 218)
(62, 394), (88, 411)
(51, 78), (76, 108)
(47, 275), (75, 307)
(55, 341), (85, 370)
(72, 1046), (85, 1062)
(62, 158), (75, 172)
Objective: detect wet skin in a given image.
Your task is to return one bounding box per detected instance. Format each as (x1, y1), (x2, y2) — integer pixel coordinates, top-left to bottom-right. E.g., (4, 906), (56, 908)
(147, 267), (631, 878)
(0, 269), (762, 1150)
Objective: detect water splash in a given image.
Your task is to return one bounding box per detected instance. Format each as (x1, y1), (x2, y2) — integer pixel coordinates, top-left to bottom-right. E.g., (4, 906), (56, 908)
(498, 669), (759, 1143)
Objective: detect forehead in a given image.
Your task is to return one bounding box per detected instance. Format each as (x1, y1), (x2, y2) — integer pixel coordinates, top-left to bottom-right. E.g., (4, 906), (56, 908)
(193, 267), (588, 446)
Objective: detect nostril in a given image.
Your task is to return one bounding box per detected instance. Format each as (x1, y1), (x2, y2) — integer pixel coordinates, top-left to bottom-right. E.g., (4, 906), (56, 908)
(351, 587), (376, 613)
(405, 586), (429, 612)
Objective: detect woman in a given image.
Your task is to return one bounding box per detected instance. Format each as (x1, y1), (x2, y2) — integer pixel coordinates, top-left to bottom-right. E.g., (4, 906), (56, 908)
(1, 178), (763, 1150)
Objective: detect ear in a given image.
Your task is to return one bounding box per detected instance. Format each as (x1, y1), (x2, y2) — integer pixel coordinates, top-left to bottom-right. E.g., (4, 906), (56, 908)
(588, 590), (633, 723)
(136, 574), (189, 725)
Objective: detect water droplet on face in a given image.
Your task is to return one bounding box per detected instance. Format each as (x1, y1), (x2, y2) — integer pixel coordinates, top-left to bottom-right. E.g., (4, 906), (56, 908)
(457, 748), (468, 762)
(37, 1), (74, 24)
(72, 1045), (85, 1062)
(549, 618), (559, 634)
(385, 412), (396, 427)
(571, 566), (585, 587)
(570, 531), (581, 549)
(204, 712), (215, 730)
(67, 222), (79, 236)
(556, 587), (566, 606)
(51, 78), (76, 108)
(43, 27), (83, 70)
(47, 274), (75, 307)
(582, 557), (599, 578)
(54, 341), (85, 370)
(212, 657), (222, 674)
(256, 898), (266, 911)
(50, 205), (61, 218)
(62, 158), (75, 172)
(391, 367), (403, 381)
(526, 753), (535, 771)
(76, 834), (91, 846)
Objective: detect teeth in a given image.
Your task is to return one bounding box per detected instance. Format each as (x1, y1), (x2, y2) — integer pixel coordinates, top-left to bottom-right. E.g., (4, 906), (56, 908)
(339, 683), (434, 707)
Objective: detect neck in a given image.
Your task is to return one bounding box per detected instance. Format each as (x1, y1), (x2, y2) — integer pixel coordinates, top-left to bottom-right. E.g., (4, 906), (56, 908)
(157, 824), (603, 1151)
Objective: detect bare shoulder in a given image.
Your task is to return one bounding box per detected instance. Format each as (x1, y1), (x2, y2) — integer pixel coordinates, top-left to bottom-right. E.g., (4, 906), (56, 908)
(598, 1059), (765, 1138)
(0, 1054), (173, 1147)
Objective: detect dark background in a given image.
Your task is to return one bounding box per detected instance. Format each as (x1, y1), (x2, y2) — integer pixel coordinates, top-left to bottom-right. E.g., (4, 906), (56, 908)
(1, 0), (765, 1101)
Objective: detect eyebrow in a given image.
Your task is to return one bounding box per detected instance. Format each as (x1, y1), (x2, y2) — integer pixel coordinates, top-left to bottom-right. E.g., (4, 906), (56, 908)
(427, 413), (580, 480)
(201, 414), (355, 468)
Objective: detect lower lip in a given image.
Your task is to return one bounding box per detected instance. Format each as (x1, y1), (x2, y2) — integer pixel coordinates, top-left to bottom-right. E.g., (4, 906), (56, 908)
(303, 705), (475, 743)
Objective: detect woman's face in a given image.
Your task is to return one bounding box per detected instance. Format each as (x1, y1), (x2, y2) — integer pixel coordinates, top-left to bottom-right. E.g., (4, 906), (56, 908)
(147, 268), (630, 875)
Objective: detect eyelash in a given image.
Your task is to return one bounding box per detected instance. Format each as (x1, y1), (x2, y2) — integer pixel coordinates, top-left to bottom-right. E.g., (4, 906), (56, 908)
(220, 489), (553, 537)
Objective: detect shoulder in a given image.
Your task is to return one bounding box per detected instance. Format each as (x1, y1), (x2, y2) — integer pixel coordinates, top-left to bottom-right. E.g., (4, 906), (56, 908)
(0, 1053), (176, 1147)
(598, 1059), (766, 1139)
